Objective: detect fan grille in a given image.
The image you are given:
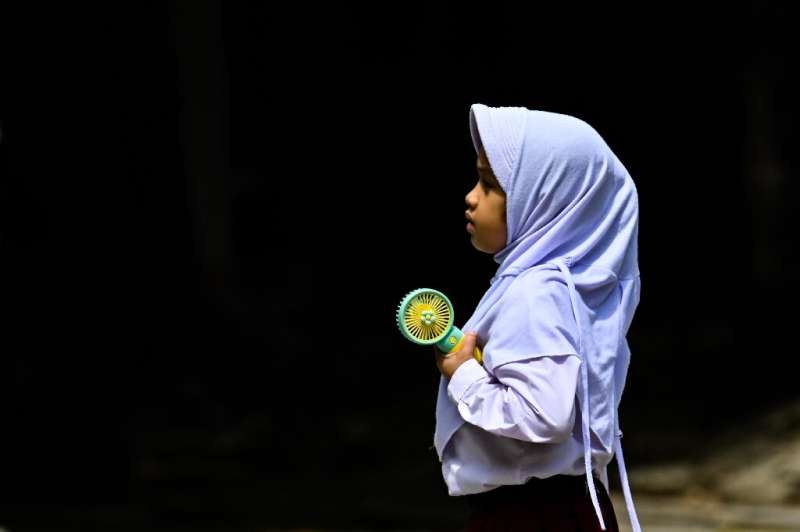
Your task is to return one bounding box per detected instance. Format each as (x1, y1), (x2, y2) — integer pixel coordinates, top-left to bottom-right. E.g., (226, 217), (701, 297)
(403, 292), (451, 341)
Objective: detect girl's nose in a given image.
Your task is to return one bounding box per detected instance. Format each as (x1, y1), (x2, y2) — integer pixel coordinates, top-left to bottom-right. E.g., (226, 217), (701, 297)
(465, 184), (478, 207)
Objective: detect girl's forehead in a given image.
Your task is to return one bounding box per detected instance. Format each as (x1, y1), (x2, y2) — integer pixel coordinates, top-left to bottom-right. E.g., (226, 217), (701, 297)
(477, 147), (489, 165)
(477, 151), (494, 176)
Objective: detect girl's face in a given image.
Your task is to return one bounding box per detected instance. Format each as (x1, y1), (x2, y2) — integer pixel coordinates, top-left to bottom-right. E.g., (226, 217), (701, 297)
(465, 148), (507, 254)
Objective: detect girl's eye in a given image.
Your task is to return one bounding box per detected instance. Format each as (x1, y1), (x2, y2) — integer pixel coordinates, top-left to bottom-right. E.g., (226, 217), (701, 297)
(480, 178), (493, 189)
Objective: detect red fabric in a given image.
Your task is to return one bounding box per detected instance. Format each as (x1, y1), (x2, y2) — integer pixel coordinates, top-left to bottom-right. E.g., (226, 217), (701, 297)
(463, 474), (619, 532)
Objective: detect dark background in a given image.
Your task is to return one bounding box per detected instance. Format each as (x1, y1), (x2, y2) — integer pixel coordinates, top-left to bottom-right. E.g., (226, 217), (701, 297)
(0, 2), (797, 530)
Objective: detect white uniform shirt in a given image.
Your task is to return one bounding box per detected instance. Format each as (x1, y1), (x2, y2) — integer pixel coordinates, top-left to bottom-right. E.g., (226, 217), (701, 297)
(440, 355), (613, 496)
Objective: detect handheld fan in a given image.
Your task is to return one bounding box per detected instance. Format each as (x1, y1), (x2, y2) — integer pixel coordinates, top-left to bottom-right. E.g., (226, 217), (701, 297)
(395, 288), (483, 364)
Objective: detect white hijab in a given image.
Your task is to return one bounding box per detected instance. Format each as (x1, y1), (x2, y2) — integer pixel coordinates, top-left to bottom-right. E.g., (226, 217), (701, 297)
(434, 104), (642, 531)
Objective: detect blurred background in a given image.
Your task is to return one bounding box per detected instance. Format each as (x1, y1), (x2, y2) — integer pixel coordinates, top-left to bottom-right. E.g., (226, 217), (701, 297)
(0, 1), (798, 531)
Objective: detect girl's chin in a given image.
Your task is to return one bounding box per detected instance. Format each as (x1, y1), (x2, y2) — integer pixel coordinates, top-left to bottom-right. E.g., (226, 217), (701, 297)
(470, 237), (504, 255)
(469, 238), (491, 254)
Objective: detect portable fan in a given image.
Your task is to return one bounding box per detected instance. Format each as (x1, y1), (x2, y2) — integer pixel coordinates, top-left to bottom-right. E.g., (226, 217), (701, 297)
(395, 288), (483, 364)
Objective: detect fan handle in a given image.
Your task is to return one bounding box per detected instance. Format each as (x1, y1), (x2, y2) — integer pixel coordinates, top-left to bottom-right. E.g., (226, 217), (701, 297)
(435, 326), (483, 364)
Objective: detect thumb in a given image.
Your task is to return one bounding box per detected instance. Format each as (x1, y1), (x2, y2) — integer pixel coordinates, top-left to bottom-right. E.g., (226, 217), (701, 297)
(463, 332), (478, 350)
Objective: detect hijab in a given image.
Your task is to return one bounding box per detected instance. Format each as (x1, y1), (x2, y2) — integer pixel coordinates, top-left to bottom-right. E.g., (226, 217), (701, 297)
(433, 103), (642, 531)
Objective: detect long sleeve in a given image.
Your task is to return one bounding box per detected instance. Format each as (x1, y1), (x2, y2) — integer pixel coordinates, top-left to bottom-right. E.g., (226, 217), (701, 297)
(446, 354), (580, 444)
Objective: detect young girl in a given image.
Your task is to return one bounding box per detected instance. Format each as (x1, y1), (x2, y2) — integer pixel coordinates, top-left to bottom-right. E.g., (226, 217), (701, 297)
(433, 104), (642, 531)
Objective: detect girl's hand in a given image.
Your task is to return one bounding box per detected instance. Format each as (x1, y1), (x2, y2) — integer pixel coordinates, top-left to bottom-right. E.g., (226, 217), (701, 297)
(434, 332), (479, 379)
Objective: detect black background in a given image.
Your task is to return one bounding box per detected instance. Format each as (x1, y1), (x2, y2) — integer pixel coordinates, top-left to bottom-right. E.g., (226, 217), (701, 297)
(0, 2), (798, 530)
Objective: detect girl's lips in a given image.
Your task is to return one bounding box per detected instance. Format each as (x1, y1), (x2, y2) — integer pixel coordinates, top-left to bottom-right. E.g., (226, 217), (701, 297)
(467, 222), (475, 233)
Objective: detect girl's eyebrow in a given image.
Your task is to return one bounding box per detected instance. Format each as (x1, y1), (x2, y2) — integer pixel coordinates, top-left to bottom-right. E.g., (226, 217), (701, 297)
(477, 166), (495, 180)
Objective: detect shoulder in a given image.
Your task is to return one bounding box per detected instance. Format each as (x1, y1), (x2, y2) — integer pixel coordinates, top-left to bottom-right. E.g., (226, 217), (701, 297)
(499, 265), (571, 312)
(483, 265), (580, 369)
(510, 264), (568, 290)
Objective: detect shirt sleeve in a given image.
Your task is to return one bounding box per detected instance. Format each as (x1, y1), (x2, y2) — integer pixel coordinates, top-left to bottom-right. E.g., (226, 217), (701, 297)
(446, 354), (581, 444)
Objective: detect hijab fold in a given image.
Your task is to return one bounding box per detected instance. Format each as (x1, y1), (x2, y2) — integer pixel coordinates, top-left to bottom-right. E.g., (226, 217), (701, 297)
(433, 104), (642, 532)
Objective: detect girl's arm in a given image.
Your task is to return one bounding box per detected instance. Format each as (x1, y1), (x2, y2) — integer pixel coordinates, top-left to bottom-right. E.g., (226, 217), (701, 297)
(446, 355), (580, 444)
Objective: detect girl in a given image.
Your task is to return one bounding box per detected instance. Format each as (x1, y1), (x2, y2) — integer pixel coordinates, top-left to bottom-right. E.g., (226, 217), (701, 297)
(433, 104), (642, 531)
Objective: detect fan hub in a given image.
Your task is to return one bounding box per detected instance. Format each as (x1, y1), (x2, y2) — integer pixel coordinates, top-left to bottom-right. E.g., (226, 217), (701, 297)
(420, 310), (437, 326)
